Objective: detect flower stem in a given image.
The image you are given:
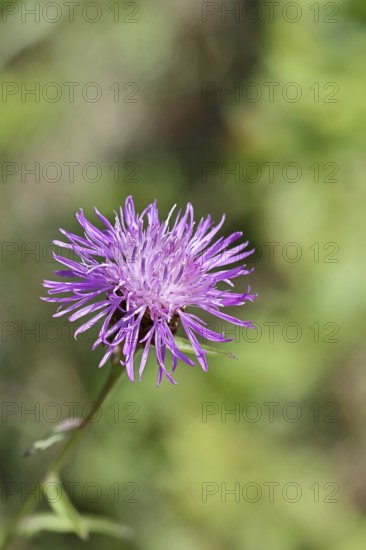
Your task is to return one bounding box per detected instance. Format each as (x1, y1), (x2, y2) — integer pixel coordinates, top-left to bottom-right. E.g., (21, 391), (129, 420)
(0, 349), (128, 549)
(47, 350), (125, 475)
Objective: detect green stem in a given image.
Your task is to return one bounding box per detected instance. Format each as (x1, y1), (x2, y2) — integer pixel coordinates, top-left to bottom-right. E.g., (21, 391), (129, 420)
(0, 349), (128, 550)
(47, 351), (124, 475)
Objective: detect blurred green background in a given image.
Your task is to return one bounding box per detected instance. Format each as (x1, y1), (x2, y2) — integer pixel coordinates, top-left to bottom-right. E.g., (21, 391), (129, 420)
(1, 0), (366, 548)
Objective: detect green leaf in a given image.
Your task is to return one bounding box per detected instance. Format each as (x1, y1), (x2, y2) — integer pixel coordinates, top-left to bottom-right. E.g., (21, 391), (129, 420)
(24, 418), (83, 457)
(174, 336), (237, 360)
(17, 513), (134, 540)
(41, 472), (89, 540)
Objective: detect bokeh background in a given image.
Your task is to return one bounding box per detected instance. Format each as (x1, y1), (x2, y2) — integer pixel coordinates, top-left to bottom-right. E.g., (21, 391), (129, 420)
(1, 0), (366, 548)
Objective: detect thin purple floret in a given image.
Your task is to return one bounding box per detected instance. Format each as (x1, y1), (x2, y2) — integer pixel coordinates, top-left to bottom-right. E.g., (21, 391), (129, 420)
(42, 196), (257, 384)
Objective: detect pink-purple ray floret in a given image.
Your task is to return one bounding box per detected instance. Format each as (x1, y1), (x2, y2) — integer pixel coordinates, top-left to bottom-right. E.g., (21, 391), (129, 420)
(43, 196), (257, 384)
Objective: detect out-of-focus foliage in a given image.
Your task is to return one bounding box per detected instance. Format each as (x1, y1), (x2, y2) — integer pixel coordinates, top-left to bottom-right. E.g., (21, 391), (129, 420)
(1, 0), (365, 548)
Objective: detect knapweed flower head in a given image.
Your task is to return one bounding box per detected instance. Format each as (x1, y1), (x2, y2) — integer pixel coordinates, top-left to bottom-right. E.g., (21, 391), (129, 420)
(43, 196), (257, 384)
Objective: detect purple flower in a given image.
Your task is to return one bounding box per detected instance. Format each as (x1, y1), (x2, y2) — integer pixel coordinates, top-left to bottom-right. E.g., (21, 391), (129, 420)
(43, 196), (257, 384)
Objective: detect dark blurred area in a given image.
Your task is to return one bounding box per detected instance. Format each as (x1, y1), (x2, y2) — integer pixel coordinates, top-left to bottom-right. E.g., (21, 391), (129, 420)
(1, 0), (366, 548)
